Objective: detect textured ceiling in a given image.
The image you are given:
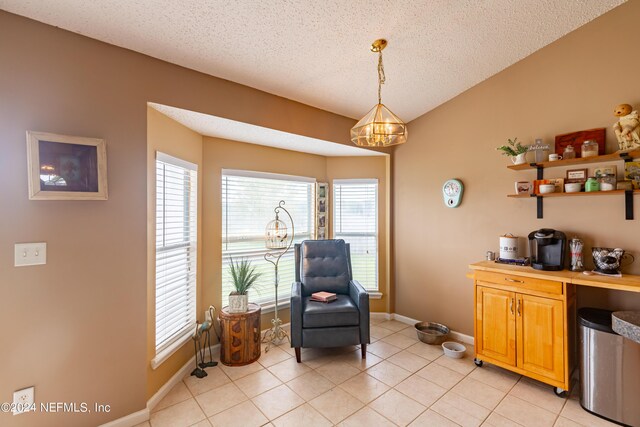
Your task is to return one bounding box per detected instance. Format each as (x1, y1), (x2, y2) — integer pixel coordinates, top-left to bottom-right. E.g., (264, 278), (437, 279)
(149, 103), (384, 157)
(1, 0), (624, 122)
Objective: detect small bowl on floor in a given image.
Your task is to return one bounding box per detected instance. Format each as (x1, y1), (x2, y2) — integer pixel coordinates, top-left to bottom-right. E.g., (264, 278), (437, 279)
(442, 341), (466, 358)
(415, 322), (450, 345)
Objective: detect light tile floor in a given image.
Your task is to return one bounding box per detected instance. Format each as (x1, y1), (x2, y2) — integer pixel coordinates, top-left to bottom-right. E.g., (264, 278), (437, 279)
(139, 319), (619, 427)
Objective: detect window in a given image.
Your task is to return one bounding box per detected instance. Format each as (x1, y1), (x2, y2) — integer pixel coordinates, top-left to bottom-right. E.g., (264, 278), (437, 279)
(333, 179), (378, 291)
(154, 152), (198, 364)
(222, 170), (315, 307)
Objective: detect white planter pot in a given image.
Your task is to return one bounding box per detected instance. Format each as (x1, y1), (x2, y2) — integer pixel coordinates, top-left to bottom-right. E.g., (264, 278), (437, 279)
(511, 153), (527, 165)
(228, 293), (248, 313)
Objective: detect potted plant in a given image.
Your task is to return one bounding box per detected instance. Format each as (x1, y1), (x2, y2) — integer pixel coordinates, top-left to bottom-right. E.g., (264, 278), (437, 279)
(497, 138), (529, 165)
(228, 258), (262, 313)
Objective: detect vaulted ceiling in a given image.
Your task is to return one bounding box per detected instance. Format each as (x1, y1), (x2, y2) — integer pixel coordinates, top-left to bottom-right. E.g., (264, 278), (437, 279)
(1, 0), (625, 122)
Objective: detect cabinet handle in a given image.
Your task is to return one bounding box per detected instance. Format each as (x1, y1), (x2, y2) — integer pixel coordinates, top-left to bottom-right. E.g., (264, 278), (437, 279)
(517, 299), (522, 316)
(510, 298), (514, 315)
(505, 278), (524, 283)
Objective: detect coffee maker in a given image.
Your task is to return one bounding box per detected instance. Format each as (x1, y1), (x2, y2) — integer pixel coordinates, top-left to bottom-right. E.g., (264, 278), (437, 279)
(528, 229), (567, 271)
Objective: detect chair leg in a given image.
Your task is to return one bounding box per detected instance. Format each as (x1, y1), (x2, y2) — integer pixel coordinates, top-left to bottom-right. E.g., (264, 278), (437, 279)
(361, 344), (367, 359)
(295, 347), (301, 363)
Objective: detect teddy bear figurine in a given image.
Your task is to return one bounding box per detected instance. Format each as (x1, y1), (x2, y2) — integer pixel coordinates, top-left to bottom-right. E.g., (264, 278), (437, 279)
(613, 103), (640, 151)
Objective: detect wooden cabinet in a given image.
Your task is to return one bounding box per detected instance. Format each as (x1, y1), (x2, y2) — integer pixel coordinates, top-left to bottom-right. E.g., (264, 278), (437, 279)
(219, 304), (261, 366)
(474, 270), (573, 392)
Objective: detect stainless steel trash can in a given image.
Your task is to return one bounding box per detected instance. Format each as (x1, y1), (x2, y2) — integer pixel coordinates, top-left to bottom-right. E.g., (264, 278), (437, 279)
(579, 307), (640, 426)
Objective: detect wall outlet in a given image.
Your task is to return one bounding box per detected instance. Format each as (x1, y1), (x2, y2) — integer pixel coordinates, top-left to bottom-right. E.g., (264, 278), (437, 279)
(14, 243), (47, 267)
(13, 386), (34, 415)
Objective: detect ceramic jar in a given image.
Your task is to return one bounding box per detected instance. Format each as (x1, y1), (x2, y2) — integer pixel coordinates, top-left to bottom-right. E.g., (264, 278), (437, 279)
(581, 140), (599, 158)
(585, 177), (600, 192)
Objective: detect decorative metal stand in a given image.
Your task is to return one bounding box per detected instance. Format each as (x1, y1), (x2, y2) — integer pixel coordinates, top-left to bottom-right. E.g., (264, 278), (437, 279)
(190, 305), (218, 378)
(262, 200), (293, 352)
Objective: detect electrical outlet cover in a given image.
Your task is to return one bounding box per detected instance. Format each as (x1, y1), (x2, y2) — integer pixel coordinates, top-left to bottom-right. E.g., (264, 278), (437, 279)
(13, 387), (34, 415)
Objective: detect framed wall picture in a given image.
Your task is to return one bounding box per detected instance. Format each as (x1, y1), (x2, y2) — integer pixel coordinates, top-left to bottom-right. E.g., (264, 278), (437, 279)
(27, 131), (108, 200)
(315, 182), (328, 239)
(554, 128), (605, 156)
(566, 168), (588, 182)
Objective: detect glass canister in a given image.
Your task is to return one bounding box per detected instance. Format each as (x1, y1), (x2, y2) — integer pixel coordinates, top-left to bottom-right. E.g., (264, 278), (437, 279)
(569, 237), (584, 271)
(598, 173), (616, 191)
(585, 177), (600, 192)
(581, 140), (599, 158)
(562, 145), (576, 159)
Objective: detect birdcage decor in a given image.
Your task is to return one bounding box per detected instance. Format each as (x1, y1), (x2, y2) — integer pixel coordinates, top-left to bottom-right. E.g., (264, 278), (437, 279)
(265, 213), (288, 249)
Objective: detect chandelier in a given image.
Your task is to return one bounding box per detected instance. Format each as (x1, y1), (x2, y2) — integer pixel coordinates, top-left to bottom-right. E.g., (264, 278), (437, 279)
(351, 39), (407, 147)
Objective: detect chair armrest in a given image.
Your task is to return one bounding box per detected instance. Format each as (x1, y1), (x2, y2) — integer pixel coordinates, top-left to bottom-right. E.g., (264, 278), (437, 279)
(290, 281), (303, 347)
(349, 280), (370, 344)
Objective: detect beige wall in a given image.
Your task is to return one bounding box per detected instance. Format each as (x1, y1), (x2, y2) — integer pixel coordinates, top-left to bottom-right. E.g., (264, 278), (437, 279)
(146, 107), (204, 398)
(0, 11), (361, 426)
(393, 0), (640, 336)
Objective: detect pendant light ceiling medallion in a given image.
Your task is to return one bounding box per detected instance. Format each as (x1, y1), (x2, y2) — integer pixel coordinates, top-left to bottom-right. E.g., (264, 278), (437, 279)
(351, 39), (407, 148)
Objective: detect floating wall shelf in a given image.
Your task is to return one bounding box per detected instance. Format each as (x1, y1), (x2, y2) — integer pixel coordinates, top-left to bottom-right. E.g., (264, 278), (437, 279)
(507, 150), (639, 220)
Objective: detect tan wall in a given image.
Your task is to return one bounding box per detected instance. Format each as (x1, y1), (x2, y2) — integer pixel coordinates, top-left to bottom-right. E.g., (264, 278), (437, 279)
(0, 11), (359, 426)
(327, 156), (392, 313)
(146, 107), (204, 398)
(393, 0), (640, 336)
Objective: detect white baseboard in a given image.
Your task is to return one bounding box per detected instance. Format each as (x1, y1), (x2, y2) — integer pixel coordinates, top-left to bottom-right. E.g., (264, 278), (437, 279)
(390, 313), (474, 345)
(100, 344), (220, 427)
(371, 312), (392, 321)
(98, 408), (149, 427)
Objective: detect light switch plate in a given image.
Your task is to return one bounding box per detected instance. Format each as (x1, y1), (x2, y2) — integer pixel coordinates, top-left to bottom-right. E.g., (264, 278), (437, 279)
(13, 386), (34, 415)
(14, 243), (47, 267)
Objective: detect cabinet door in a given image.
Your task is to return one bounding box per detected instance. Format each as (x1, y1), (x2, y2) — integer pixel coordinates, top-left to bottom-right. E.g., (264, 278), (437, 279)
(516, 294), (564, 382)
(476, 286), (516, 366)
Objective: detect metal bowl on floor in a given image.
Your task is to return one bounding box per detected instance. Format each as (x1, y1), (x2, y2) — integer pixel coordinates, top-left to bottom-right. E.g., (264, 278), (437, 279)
(415, 322), (450, 345)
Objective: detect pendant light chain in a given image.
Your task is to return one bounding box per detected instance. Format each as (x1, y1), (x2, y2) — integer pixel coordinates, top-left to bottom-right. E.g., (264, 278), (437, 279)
(377, 50), (385, 105)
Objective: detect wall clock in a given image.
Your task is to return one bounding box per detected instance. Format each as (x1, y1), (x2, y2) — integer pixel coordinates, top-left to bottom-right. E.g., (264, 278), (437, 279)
(443, 179), (464, 208)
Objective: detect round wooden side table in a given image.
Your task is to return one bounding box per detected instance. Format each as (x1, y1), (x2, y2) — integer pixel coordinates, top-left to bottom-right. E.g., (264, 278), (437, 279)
(219, 303), (261, 366)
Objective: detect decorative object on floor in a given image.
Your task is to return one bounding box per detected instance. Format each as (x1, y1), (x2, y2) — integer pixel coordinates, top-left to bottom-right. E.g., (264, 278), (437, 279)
(613, 103), (640, 151)
(262, 200), (293, 351)
(315, 182), (328, 239)
(190, 306), (219, 378)
(496, 138), (528, 165)
(290, 239), (370, 363)
(442, 341), (466, 359)
(529, 138), (550, 163)
(350, 39), (407, 147)
(26, 131), (107, 200)
(219, 303), (261, 366)
(415, 322), (449, 345)
(227, 258), (262, 313)
(554, 128), (605, 157)
(442, 179), (464, 208)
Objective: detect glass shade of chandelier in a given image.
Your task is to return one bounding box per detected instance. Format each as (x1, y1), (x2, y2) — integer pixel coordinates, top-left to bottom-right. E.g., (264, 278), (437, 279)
(351, 39), (407, 148)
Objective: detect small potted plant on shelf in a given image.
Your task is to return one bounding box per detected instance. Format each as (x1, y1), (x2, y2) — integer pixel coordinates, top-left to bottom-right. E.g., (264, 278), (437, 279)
(497, 138), (529, 165)
(228, 258), (262, 313)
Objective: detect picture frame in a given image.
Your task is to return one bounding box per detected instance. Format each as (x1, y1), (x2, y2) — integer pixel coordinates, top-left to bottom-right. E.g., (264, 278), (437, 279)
(593, 166), (616, 178)
(566, 168), (588, 182)
(27, 131), (108, 200)
(554, 128), (605, 156)
(315, 182), (328, 239)
(549, 178), (565, 193)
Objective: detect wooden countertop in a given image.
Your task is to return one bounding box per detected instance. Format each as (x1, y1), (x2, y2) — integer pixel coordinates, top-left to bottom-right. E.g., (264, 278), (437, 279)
(469, 260), (640, 293)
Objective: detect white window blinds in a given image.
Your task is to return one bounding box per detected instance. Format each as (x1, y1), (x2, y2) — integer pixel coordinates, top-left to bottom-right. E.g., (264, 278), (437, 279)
(333, 179), (378, 291)
(155, 152), (198, 357)
(222, 170), (315, 307)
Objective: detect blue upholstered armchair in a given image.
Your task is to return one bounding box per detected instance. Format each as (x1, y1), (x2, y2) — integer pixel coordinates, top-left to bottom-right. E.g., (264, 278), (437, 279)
(290, 239), (370, 363)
